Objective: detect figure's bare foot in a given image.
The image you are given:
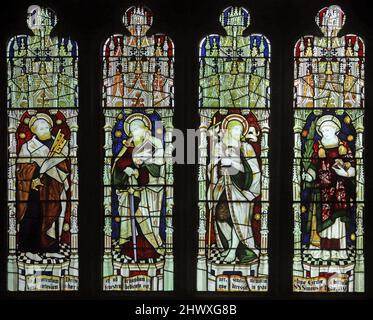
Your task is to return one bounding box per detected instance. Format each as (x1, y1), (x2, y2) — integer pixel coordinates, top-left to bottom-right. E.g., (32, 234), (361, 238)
(321, 250), (331, 261)
(331, 250), (348, 260)
(223, 249), (236, 263)
(25, 252), (43, 262)
(45, 252), (65, 259)
(338, 250), (348, 260)
(220, 249), (230, 257)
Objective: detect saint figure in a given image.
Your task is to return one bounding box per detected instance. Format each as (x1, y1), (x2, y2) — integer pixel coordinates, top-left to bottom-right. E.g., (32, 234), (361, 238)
(17, 113), (69, 261)
(208, 114), (261, 263)
(303, 115), (355, 260)
(112, 114), (165, 259)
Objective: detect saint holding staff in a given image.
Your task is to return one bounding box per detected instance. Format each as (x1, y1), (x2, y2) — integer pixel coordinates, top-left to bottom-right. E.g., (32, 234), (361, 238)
(112, 113), (166, 260)
(207, 114), (261, 263)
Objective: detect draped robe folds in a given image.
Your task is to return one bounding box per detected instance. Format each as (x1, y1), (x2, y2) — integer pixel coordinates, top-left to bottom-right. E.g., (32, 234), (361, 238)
(208, 141), (261, 258)
(112, 135), (165, 257)
(16, 136), (69, 253)
(306, 140), (355, 258)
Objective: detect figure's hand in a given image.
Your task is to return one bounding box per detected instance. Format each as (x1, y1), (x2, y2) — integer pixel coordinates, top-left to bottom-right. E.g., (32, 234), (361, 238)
(133, 169), (139, 178)
(332, 166), (348, 177)
(124, 167), (135, 176)
(225, 146), (239, 158)
(302, 171), (314, 182)
(133, 158), (143, 167)
(221, 158), (232, 167)
(31, 178), (44, 190)
(124, 137), (133, 147)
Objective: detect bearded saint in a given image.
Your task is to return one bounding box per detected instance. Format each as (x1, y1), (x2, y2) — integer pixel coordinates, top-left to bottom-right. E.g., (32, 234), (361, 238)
(112, 115), (165, 259)
(17, 113), (69, 262)
(208, 116), (261, 263)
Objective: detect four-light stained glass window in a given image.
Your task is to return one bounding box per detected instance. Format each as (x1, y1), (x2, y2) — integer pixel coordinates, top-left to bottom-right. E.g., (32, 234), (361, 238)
(7, 5), (79, 291)
(2, 3), (369, 294)
(292, 5), (365, 292)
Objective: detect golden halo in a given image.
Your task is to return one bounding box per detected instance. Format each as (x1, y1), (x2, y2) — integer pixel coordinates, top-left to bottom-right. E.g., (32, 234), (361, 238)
(123, 113), (152, 137)
(221, 114), (249, 136)
(28, 113), (53, 130)
(315, 115), (341, 136)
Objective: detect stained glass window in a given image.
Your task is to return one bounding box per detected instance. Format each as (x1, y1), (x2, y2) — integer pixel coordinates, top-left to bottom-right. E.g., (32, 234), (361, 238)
(7, 5), (79, 291)
(292, 5), (365, 292)
(102, 6), (174, 291)
(197, 7), (270, 292)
